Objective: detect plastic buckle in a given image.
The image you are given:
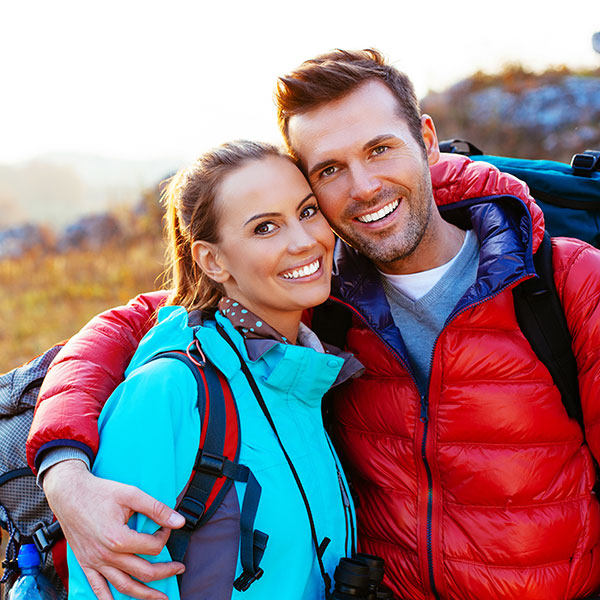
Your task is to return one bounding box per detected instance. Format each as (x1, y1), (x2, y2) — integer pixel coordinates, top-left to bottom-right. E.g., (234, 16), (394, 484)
(178, 497), (206, 529)
(233, 568), (264, 592)
(32, 526), (53, 554)
(31, 521), (62, 554)
(196, 451), (226, 476)
(571, 151), (600, 176)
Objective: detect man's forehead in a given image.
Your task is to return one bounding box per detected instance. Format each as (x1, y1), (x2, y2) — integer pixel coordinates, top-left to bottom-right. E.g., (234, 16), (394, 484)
(288, 80), (410, 168)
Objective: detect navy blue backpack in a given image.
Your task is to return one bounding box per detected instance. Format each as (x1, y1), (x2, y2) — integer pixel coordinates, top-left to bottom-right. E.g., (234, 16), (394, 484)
(439, 140), (600, 248)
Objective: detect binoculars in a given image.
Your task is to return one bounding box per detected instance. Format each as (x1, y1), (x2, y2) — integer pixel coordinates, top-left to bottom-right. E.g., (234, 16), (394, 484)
(331, 553), (394, 599)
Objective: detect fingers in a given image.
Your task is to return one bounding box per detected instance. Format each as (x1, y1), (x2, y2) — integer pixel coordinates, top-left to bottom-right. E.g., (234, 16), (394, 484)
(83, 568), (120, 600)
(97, 566), (169, 600)
(113, 526), (176, 557)
(103, 553), (185, 584)
(125, 489), (185, 530)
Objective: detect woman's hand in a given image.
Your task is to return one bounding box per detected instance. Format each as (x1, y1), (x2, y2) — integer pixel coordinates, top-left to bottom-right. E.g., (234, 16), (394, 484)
(43, 460), (186, 600)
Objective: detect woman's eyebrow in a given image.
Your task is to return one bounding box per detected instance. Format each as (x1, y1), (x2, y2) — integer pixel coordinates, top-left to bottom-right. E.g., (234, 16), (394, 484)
(244, 211), (280, 226)
(243, 193), (316, 226)
(297, 193), (316, 209)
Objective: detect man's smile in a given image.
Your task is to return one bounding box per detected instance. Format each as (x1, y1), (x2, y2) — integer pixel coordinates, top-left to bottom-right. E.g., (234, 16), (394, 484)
(356, 199), (400, 224)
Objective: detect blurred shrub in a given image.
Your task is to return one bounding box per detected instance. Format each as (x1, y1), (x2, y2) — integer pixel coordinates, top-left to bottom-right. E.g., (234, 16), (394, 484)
(0, 208), (167, 374)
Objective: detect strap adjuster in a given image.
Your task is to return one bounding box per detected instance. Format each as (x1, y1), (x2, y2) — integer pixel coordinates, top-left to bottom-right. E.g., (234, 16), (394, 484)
(178, 497), (206, 529)
(571, 150), (600, 177)
(32, 521), (63, 554)
(233, 567), (264, 592)
(196, 451), (226, 476)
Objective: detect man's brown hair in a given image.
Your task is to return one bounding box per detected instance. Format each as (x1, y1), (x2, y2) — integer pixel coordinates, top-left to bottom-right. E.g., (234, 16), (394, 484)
(275, 48), (425, 159)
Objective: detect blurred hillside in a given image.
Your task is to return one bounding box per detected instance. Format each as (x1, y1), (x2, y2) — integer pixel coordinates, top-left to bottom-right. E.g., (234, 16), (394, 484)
(0, 188), (167, 373)
(422, 64), (600, 162)
(2, 64), (600, 373)
(0, 154), (183, 229)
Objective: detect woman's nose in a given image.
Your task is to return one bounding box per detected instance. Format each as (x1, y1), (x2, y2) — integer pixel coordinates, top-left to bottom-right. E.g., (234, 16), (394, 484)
(287, 222), (317, 254)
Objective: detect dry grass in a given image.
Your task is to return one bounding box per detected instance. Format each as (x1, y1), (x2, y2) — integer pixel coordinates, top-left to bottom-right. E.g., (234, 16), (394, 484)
(0, 233), (167, 374)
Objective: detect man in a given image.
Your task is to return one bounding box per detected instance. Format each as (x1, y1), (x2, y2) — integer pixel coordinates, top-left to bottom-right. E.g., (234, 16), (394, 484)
(28, 50), (600, 599)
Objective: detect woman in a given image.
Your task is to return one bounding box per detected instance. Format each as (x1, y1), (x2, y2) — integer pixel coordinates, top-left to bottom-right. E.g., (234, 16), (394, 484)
(67, 140), (360, 600)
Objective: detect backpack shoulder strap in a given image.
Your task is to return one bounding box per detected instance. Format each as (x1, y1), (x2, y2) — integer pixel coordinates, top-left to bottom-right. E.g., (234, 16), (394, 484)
(311, 297), (354, 349)
(147, 346), (267, 590)
(512, 232), (583, 428)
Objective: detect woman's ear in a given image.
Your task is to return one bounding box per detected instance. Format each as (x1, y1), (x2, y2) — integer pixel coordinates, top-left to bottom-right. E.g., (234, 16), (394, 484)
(191, 241), (230, 283)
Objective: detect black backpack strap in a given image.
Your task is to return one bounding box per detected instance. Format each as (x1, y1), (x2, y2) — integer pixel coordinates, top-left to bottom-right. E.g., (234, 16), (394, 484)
(438, 139), (484, 156)
(311, 297), (354, 349)
(147, 348), (267, 590)
(512, 231), (583, 428)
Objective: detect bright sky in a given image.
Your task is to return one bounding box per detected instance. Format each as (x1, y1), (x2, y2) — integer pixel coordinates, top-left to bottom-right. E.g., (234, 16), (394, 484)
(2, 0), (599, 164)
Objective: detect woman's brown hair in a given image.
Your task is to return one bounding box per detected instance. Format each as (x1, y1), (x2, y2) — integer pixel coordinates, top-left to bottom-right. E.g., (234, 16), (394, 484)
(162, 140), (287, 312)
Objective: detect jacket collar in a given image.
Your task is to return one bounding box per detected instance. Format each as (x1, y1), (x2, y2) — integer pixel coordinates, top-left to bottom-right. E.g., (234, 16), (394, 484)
(330, 194), (538, 359)
(194, 313), (363, 404)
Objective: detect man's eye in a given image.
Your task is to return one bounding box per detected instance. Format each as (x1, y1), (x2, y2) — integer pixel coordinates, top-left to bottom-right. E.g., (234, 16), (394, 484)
(254, 222), (276, 235)
(320, 166), (337, 178)
(300, 205), (318, 220)
(372, 145), (389, 156)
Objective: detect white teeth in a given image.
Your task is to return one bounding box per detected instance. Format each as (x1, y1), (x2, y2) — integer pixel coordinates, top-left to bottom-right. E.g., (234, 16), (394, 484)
(282, 259), (320, 280)
(357, 199), (399, 223)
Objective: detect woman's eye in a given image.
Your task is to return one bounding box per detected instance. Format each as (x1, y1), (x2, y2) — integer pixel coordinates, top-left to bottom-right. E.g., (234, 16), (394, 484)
(254, 222), (276, 235)
(300, 205), (318, 220)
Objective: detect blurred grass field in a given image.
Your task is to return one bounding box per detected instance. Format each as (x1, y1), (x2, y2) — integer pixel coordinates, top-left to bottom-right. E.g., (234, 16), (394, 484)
(0, 232), (167, 374)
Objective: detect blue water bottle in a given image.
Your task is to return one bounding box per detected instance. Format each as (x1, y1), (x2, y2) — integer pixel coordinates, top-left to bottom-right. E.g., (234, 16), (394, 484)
(7, 544), (58, 600)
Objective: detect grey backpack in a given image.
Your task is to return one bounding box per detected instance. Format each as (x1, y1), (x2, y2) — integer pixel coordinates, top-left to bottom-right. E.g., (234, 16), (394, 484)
(0, 344), (67, 599)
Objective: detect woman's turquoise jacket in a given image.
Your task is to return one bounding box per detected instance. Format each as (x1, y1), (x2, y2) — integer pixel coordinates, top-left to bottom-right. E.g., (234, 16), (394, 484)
(67, 306), (357, 600)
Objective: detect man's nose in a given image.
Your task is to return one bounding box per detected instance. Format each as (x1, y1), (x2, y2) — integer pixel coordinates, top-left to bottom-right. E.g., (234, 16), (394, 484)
(348, 162), (382, 201)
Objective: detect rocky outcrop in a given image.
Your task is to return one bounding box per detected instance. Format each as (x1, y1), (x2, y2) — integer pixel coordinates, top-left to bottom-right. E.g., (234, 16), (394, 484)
(0, 224), (54, 260)
(422, 67), (600, 163)
(57, 214), (123, 252)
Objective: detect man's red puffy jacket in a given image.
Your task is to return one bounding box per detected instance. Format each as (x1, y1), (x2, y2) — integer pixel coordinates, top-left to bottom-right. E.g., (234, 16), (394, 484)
(27, 154), (600, 599)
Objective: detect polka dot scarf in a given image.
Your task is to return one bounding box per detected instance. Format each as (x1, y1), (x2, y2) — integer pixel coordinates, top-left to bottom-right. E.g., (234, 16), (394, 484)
(218, 297), (290, 344)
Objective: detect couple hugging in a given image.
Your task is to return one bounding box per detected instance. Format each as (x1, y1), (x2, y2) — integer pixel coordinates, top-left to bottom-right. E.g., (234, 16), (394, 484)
(28, 49), (600, 600)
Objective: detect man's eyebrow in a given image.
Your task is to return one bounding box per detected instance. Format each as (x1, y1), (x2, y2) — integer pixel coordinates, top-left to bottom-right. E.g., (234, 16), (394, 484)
(363, 134), (397, 150)
(308, 134), (398, 178)
(243, 193), (315, 226)
(308, 159), (335, 179)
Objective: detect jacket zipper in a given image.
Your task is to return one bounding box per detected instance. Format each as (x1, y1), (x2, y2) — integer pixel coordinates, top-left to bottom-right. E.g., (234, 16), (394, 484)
(325, 434), (355, 557)
(330, 272), (534, 599)
(328, 298), (440, 596)
(419, 394), (439, 600)
(421, 273), (535, 599)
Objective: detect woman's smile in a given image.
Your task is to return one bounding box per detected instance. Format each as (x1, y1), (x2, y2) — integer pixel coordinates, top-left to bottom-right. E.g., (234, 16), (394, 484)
(196, 154), (334, 341)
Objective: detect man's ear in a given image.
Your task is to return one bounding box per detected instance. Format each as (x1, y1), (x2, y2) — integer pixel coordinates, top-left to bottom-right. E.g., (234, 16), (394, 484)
(191, 240), (230, 284)
(421, 114), (440, 166)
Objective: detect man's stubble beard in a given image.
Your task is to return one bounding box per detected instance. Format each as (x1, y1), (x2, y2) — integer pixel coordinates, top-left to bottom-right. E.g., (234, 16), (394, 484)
(333, 168), (434, 265)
